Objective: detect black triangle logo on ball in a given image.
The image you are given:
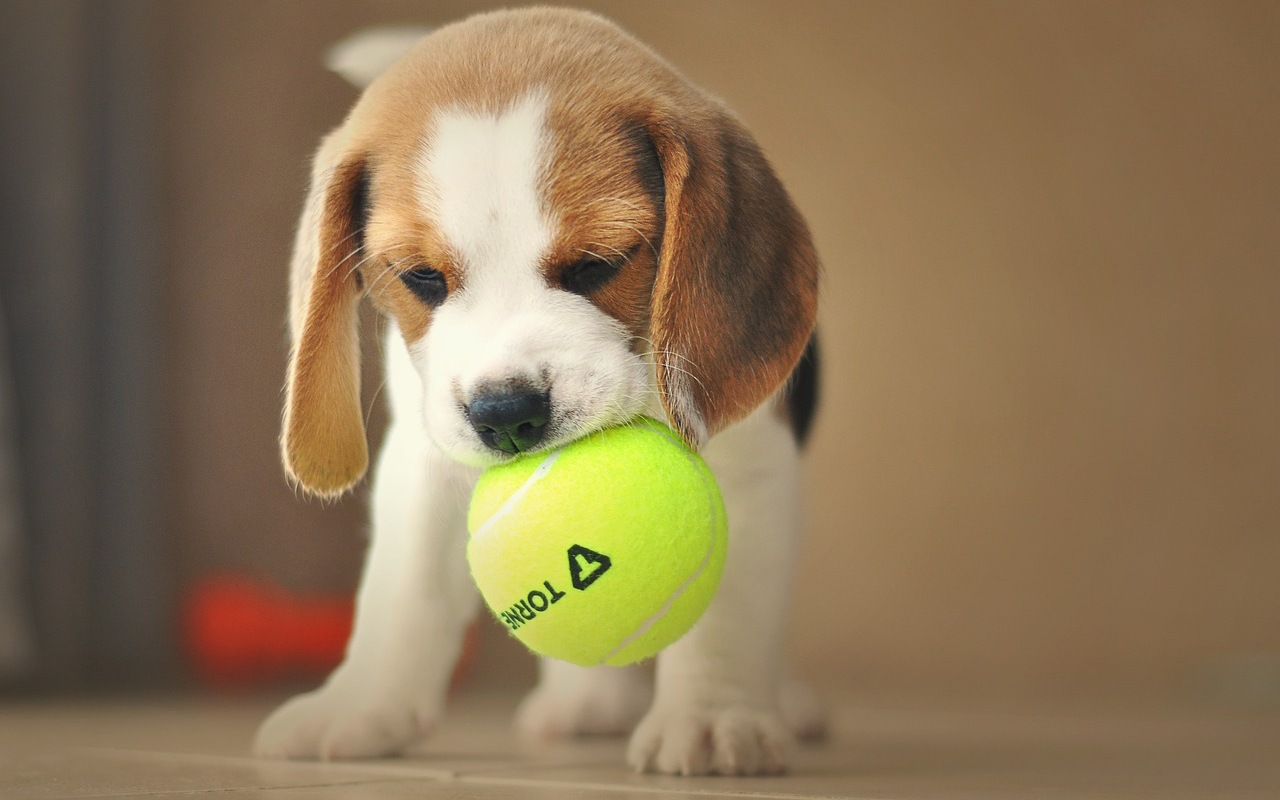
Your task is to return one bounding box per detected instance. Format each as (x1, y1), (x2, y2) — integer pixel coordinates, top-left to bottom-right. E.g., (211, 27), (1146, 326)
(567, 544), (612, 590)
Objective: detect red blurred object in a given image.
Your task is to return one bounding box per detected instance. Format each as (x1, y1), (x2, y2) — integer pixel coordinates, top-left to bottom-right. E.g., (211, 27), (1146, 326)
(182, 575), (353, 689)
(182, 574), (480, 691)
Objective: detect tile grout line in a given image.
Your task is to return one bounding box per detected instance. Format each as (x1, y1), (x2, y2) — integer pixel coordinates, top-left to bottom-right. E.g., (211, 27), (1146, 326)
(59, 777), (425, 799)
(80, 748), (460, 781)
(78, 747), (893, 800)
(458, 772), (889, 800)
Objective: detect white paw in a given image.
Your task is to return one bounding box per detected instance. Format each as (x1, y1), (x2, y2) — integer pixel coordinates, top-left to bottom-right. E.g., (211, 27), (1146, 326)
(778, 679), (829, 741)
(253, 683), (440, 760)
(627, 704), (792, 776)
(515, 665), (651, 739)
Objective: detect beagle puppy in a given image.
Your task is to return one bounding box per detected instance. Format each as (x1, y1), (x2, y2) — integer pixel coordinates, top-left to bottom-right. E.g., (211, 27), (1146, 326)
(255, 8), (822, 776)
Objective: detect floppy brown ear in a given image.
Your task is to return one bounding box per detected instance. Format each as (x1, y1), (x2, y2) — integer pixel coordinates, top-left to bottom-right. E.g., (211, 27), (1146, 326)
(281, 152), (370, 497)
(646, 107), (819, 447)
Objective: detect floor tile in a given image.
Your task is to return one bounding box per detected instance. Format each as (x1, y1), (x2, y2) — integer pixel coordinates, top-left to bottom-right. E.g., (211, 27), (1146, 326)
(458, 700), (1280, 800)
(0, 696), (271, 756)
(2, 691), (1278, 799)
(0, 747), (377, 800)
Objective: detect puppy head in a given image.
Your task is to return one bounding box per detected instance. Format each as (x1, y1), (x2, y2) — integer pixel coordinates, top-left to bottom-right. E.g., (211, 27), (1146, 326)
(283, 9), (818, 497)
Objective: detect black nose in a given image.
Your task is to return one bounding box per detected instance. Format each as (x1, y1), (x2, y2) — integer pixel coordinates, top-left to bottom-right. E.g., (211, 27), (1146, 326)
(465, 388), (551, 454)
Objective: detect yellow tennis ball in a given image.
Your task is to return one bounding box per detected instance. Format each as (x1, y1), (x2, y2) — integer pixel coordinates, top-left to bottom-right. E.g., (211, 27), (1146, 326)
(466, 416), (727, 667)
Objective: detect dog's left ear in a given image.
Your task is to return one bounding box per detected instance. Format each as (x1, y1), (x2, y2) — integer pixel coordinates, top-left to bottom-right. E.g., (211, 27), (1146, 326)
(281, 140), (371, 498)
(645, 104), (819, 447)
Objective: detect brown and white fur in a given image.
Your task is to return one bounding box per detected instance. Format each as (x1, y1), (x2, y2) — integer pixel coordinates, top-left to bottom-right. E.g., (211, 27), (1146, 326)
(255, 8), (823, 776)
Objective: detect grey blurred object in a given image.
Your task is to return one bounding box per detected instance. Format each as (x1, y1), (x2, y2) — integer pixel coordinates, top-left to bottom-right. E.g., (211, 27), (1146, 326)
(0, 300), (34, 680)
(0, 2), (173, 688)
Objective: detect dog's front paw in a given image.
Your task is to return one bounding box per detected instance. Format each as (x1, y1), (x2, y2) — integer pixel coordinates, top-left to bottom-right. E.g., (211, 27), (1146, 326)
(627, 704), (792, 776)
(253, 682), (439, 760)
(515, 665), (651, 739)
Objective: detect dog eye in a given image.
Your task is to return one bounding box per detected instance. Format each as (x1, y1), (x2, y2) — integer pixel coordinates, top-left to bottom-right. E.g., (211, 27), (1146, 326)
(400, 265), (448, 307)
(561, 257), (621, 296)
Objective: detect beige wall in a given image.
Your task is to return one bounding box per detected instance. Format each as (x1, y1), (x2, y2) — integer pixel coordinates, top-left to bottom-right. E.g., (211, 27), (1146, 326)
(164, 1), (1280, 700)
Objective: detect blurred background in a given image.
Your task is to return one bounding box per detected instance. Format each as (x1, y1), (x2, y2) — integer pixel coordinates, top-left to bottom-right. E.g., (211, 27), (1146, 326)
(0, 0), (1276, 709)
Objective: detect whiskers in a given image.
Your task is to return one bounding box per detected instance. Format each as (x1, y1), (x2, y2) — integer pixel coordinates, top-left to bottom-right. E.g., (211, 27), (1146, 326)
(579, 196), (661, 262)
(578, 242), (630, 263)
(635, 337), (706, 398)
(314, 231), (421, 299)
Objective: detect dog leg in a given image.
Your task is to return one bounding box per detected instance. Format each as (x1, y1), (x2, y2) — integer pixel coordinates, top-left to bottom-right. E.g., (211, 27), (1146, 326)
(515, 660), (652, 739)
(255, 339), (479, 760)
(628, 407), (805, 775)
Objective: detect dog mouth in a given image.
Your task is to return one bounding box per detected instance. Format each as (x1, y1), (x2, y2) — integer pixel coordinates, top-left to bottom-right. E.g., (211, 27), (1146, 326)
(442, 355), (652, 467)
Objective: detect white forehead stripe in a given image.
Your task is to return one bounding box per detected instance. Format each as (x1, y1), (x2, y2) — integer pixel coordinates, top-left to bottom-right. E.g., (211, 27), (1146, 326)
(416, 92), (553, 281)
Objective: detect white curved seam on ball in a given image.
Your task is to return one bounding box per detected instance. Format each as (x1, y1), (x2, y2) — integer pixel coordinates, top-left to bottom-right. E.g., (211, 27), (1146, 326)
(598, 420), (722, 664)
(473, 449), (562, 539)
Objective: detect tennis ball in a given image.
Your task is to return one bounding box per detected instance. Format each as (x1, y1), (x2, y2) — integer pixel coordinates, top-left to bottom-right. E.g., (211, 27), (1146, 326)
(466, 416), (727, 667)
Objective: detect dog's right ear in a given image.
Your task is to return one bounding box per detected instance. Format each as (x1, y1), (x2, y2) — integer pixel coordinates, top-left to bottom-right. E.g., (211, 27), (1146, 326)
(281, 137), (370, 498)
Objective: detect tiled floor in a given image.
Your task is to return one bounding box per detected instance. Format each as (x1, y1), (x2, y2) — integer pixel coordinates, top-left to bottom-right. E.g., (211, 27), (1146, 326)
(2, 690), (1278, 799)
